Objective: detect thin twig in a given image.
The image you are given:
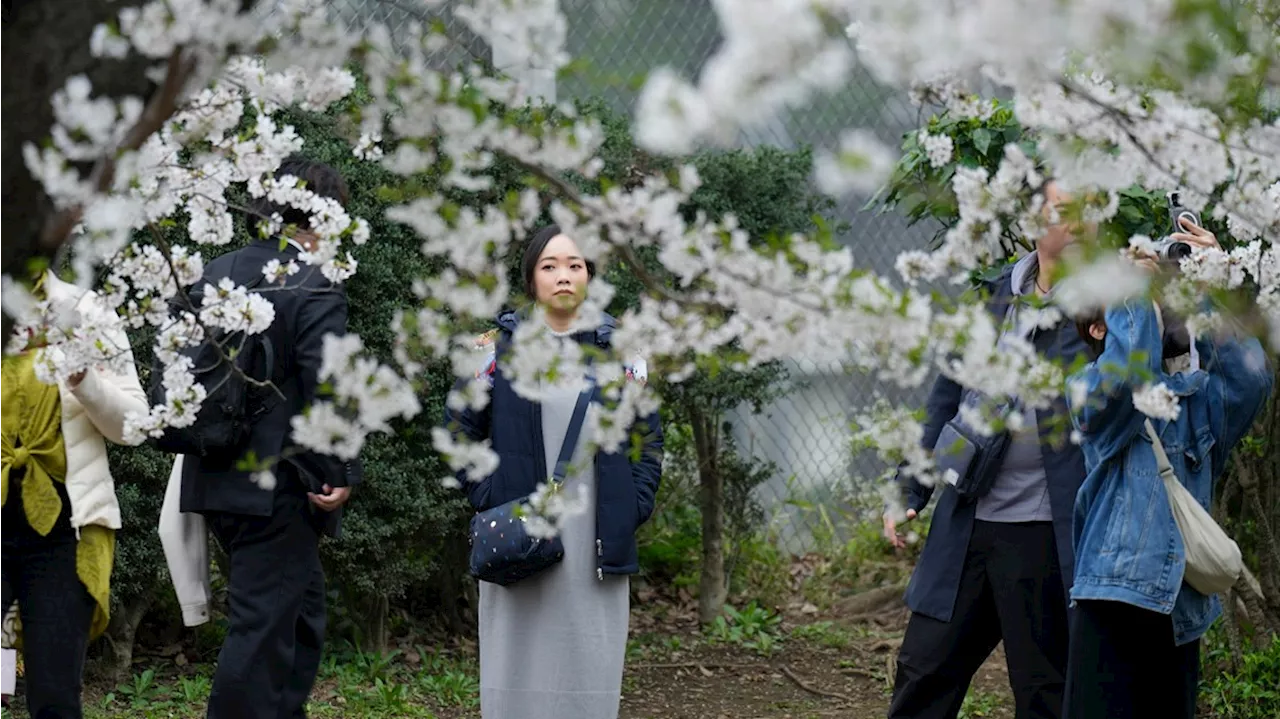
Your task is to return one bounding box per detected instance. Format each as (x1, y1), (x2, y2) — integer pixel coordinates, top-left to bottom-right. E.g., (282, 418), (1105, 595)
(507, 151), (840, 319)
(630, 662), (759, 670)
(839, 666), (882, 681)
(866, 637), (904, 653)
(779, 664), (856, 703)
(1054, 77), (1271, 234)
(843, 609), (901, 626)
(501, 153), (718, 311)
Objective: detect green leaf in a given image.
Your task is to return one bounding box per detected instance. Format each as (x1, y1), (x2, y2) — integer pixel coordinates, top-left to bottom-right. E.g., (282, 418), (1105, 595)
(971, 128), (993, 155)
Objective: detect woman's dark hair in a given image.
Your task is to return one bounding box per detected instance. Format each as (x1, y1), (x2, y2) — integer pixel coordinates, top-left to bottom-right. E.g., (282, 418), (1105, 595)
(1075, 307), (1107, 360)
(521, 224), (596, 299)
(247, 155), (350, 236)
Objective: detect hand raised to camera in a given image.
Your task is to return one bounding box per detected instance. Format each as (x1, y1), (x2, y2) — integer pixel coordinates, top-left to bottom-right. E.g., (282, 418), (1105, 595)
(1171, 216), (1220, 251)
(1128, 247), (1160, 275)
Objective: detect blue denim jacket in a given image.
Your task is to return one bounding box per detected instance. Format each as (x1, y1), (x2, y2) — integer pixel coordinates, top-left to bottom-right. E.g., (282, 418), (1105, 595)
(1067, 300), (1273, 645)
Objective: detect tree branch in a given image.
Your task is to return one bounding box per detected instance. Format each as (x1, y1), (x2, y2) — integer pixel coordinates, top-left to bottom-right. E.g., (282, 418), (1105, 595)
(4, 0), (155, 341)
(38, 49), (197, 257)
(1054, 77), (1273, 235)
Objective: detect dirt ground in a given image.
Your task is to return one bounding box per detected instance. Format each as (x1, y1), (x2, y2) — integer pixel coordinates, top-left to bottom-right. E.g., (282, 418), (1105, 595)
(617, 599), (1014, 719)
(3, 582), (1017, 719)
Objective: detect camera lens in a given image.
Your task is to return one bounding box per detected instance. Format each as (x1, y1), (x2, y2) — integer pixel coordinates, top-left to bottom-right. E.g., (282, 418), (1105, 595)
(1167, 242), (1193, 260)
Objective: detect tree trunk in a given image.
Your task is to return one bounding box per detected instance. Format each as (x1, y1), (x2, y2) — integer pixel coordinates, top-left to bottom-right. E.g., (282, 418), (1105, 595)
(1223, 588), (1244, 669)
(440, 532), (475, 635)
(1235, 449), (1280, 627)
(692, 406), (727, 625)
(96, 592), (154, 682)
(1, 0), (256, 338)
(359, 593), (389, 654)
(1, 0), (146, 334)
(1257, 373), (1280, 619)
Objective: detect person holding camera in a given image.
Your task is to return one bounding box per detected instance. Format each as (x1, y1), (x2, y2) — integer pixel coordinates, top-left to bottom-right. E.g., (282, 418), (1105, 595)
(884, 180), (1092, 719)
(1064, 224), (1273, 719)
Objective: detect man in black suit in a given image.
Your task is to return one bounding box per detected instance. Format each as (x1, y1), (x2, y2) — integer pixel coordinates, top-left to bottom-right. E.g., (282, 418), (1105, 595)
(180, 156), (357, 719)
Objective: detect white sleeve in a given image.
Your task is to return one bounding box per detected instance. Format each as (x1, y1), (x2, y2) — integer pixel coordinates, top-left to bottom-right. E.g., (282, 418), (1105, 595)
(158, 456), (212, 627)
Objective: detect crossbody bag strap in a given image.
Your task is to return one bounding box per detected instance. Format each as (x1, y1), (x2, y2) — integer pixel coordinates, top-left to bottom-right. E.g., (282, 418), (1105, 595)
(1144, 418), (1180, 486)
(1145, 304), (1187, 480)
(551, 374), (595, 484)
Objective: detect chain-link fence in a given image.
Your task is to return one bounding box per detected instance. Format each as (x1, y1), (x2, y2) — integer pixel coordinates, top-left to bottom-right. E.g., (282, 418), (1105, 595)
(556, 1), (939, 554)
(309, 0), (940, 554)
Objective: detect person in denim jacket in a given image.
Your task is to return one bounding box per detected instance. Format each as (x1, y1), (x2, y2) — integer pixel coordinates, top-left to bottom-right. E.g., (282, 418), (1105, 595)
(1064, 239), (1273, 719)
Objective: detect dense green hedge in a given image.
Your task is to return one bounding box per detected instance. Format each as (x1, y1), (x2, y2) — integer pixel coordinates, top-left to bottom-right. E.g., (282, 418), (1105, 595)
(104, 91), (834, 654)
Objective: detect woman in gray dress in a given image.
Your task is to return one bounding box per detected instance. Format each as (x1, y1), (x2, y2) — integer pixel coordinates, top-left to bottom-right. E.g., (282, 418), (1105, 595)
(446, 225), (664, 719)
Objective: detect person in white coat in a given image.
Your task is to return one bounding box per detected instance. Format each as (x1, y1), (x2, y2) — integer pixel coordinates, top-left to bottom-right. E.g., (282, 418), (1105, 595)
(1, 271), (148, 719)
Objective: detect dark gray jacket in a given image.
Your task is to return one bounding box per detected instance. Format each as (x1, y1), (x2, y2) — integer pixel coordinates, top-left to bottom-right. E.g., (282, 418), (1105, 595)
(901, 264), (1090, 621)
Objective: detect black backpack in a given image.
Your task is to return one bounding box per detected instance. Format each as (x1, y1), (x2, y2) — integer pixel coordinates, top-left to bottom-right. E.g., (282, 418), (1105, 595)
(147, 277), (279, 457)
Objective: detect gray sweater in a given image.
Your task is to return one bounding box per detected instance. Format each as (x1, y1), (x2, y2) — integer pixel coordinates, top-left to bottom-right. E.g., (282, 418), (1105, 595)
(975, 253), (1053, 523)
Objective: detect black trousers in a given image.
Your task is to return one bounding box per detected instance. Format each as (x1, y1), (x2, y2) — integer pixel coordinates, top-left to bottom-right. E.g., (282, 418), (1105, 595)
(889, 520), (1069, 719)
(205, 487), (326, 719)
(1, 474), (96, 719)
(1064, 599), (1200, 719)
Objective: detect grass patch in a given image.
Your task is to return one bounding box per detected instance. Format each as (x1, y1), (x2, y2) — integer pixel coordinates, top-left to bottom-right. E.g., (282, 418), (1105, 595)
(0, 646), (479, 719)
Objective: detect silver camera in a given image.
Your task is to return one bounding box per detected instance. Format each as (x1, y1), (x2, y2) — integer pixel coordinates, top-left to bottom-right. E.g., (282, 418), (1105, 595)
(1151, 191), (1199, 262)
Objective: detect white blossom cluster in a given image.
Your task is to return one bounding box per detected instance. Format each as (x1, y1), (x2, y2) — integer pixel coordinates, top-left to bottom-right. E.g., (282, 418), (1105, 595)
(895, 144), (1048, 285)
(290, 335), (422, 461)
(814, 130), (899, 197)
(853, 402), (941, 490)
(4, 0), (1277, 536)
(1133, 382), (1182, 422)
(918, 131), (955, 169)
(520, 482), (591, 541)
(15, 0), (412, 453)
(636, 0), (853, 155)
(7, 292), (135, 388)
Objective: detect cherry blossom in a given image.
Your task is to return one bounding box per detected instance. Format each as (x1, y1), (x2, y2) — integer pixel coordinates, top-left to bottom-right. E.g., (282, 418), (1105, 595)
(2, 0), (1275, 536)
(1133, 382), (1183, 422)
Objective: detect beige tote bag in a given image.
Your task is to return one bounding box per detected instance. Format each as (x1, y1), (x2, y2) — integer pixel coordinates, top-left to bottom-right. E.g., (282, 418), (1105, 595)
(1145, 419), (1243, 596)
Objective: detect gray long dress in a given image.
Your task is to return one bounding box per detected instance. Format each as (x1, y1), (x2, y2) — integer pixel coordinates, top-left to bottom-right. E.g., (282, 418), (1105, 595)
(478, 373), (631, 719)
